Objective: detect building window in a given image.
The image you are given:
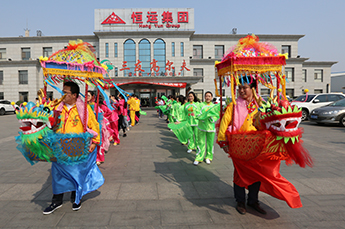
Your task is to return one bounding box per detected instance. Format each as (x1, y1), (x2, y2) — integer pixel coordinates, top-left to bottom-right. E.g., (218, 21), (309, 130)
(261, 88), (270, 95)
(21, 48), (31, 60)
(105, 43), (109, 58)
(215, 45), (224, 59)
(0, 92), (3, 100)
(281, 45), (291, 58)
(153, 39), (166, 76)
(314, 69), (323, 82)
(18, 70), (28, 84)
(0, 48), (6, 60)
(0, 71), (3, 85)
(285, 67), (294, 82)
(314, 89), (323, 94)
(123, 39), (136, 77)
(139, 39), (151, 76)
(194, 89), (204, 102)
(43, 47), (52, 57)
(193, 45), (203, 59)
(47, 91), (53, 101)
(286, 89), (294, 98)
(302, 69), (307, 82)
(115, 67), (118, 77)
(114, 43), (118, 57)
(193, 68), (204, 82)
(19, 92), (28, 102)
(193, 68), (203, 76)
(180, 42), (184, 57)
(171, 42), (175, 57)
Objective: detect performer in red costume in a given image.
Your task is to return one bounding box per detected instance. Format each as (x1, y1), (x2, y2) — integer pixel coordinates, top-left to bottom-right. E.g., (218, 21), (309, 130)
(218, 78), (306, 215)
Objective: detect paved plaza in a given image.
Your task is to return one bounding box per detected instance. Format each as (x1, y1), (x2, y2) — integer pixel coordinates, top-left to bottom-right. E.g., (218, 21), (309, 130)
(0, 110), (345, 228)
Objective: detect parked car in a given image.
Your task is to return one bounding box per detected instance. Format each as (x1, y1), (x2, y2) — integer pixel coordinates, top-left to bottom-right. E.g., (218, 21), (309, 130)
(309, 98), (345, 126)
(290, 93), (345, 121)
(260, 95), (292, 102)
(0, 100), (18, 115)
(212, 97), (227, 107)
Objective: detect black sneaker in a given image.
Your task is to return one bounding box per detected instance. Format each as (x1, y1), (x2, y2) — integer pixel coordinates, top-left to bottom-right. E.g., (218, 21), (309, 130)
(43, 203), (62, 215)
(123, 133), (127, 137)
(72, 203), (82, 211)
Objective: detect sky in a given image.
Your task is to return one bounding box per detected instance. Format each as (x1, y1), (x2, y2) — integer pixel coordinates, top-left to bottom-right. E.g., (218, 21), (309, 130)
(1, 0), (344, 72)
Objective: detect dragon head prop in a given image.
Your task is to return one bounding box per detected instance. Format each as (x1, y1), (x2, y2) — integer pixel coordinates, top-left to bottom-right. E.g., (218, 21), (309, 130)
(16, 91), (65, 137)
(256, 99), (302, 144)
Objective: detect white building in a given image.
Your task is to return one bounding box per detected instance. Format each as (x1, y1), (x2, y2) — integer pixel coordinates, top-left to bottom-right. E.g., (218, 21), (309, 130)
(331, 72), (345, 94)
(0, 8), (337, 106)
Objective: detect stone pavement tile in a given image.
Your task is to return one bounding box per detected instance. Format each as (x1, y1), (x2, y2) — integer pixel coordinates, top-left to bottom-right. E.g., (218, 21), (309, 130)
(109, 210), (161, 227)
(193, 181), (232, 199)
(57, 212), (112, 227)
(124, 170), (159, 178)
(137, 226), (189, 229)
(136, 199), (182, 211)
(287, 179), (319, 195)
(304, 194), (345, 206)
(1, 200), (49, 213)
(87, 183), (121, 200)
(0, 184), (50, 201)
(6, 212), (64, 227)
(80, 200), (136, 212)
(0, 184), (15, 196)
(0, 212), (16, 228)
(304, 205), (345, 221)
(190, 224), (243, 229)
(294, 220), (345, 229)
(105, 176), (141, 183)
(298, 177), (345, 194)
(157, 182), (200, 200)
(242, 222), (299, 229)
(161, 210), (212, 226)
(179, 198), (230, 212)
(117, 183), (158, 200)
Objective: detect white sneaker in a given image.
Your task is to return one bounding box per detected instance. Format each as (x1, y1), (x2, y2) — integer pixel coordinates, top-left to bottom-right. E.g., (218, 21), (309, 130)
(193, 161), (199, 166)
(205, 159), (211, 165)
(187, 149), (192, 153)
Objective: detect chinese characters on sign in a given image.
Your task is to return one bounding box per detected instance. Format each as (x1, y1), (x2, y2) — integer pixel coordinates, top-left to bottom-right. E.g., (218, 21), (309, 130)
(103, 10), (189, 29)
(120, 59), (190, 77)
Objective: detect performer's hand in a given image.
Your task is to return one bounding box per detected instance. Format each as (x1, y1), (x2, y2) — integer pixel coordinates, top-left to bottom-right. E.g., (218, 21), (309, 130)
(175, 121), (180, 124)
(89, 143), (96, 152)
(222, 146), (229, 154)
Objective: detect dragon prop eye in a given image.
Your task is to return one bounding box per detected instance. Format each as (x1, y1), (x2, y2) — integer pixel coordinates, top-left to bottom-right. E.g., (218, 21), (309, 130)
(43, 107), (51, 113)
(266, 108), (272, 113)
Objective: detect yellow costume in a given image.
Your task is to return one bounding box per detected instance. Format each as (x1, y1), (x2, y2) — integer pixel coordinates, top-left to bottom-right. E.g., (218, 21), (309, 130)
(218, 103), (257, 142)
(57, 104), (100, 144)
(127, 97), (140, 126)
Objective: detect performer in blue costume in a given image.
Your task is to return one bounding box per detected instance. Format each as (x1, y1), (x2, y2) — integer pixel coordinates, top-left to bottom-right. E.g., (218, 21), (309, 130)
(44, 81), (104, 215)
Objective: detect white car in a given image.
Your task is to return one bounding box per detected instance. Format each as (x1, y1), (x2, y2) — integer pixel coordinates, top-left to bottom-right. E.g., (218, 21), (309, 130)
(0, 100), (18, 115)
(212, 97), (230, 109)
(291, 93), (345, 121)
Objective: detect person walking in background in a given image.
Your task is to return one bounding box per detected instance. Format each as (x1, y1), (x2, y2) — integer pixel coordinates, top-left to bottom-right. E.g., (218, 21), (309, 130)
(194, 91), (219, 165)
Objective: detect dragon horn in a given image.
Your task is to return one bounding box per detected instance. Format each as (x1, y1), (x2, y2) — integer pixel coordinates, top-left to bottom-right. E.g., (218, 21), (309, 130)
(37, 89), (45, 105)
(51, 94), (66, 108)
(252, 87), (262, 107)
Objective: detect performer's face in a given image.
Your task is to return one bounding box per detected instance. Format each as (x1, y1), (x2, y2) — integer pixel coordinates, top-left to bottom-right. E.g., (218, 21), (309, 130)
(238, 84), (253, 102)
(63, 86), (77, 105)
(205, 93), (212, 103)
(188, 94), (194, 102)
(87, 92), (93, 103)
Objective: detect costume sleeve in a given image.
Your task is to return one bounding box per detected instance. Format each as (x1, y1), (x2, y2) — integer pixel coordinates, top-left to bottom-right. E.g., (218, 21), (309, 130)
(87, 105), (101, 144)
(217, 103), (233, 142)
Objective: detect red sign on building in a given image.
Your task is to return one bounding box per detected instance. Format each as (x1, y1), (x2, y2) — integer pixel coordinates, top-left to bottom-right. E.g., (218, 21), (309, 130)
(101, 12), (126, 24)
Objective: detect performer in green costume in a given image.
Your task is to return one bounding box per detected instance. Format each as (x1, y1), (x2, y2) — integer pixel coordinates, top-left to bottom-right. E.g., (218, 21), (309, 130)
(182, 92), (200, 153)
(194, 91), (220, 165)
